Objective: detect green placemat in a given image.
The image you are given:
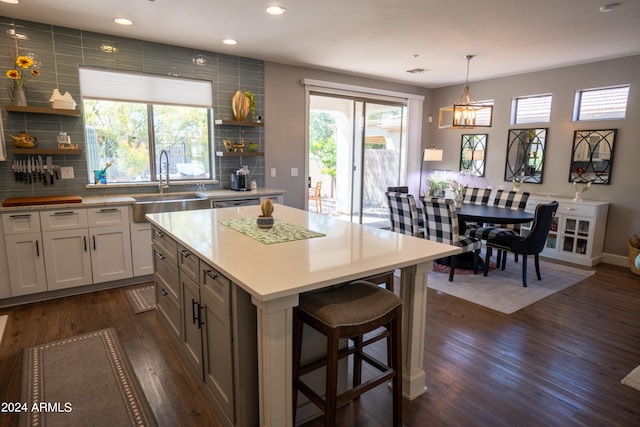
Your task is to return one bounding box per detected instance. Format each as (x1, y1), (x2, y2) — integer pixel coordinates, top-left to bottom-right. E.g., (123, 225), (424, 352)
(220, 217), (325, 244)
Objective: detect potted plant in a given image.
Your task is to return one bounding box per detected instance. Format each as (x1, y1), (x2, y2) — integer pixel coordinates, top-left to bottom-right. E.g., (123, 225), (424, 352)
(257, 198), (274, 228)
(244, 91), (257, 121)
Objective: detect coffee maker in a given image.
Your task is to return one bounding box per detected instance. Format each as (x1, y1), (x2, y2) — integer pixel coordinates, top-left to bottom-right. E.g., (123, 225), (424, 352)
(230, 165), (250, 191)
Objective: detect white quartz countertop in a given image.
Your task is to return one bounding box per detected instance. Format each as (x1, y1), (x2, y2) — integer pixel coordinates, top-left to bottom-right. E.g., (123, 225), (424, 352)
(146, 205), (460, 302)
(0, 188), (285, 212)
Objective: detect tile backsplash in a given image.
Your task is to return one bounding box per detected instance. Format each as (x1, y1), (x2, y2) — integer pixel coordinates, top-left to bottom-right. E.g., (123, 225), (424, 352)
(0, 16), (264, 200)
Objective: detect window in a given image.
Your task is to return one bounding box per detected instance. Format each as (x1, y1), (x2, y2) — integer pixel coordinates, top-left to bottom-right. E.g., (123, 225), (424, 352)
(511, 94), (552, 124)
(79, 67), (213, 184)
(573, 85), (629, 121)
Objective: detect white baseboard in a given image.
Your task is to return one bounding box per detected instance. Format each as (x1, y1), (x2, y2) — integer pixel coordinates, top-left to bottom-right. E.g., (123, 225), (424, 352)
(602, 252), (629, 267)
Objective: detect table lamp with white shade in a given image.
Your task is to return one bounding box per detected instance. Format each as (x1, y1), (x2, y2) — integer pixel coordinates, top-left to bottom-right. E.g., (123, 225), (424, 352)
(420, 147), (444, 197)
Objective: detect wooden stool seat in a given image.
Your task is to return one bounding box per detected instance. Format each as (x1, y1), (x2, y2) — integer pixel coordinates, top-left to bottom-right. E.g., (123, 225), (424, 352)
(292, 280), (402, 426)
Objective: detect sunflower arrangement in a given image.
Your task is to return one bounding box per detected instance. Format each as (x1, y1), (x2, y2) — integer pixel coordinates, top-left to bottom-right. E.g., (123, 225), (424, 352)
(6, 54), (41, 89)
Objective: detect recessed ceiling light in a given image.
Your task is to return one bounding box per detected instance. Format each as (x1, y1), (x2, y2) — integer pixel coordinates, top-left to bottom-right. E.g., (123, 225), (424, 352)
(600, 2), (621, 12)
(223, 38), (238, 45)
(114, 17), (133, 26)
(266, 5), (287, 15)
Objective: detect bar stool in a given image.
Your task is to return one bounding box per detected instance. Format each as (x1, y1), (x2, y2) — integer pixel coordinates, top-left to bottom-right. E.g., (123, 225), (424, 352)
(292, 280), (402, 426)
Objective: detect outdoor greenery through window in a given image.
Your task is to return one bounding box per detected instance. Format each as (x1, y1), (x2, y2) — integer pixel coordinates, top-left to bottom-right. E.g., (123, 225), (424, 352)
(84, 100), (211, 183)
(511, 94), (552, 124)
(574, 85), (629, 121)
(79, 67), (213, 184)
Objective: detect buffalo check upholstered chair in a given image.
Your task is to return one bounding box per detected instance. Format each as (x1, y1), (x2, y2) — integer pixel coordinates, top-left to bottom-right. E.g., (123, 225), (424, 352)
(386, 191), (423, 237)
(421, 198), (482, 281)
(462, 187), (492, 205)
(465, 190), (531, 241)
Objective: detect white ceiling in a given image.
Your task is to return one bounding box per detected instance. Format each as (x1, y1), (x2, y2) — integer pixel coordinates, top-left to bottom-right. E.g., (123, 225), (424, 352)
(3, 0), (640, 88)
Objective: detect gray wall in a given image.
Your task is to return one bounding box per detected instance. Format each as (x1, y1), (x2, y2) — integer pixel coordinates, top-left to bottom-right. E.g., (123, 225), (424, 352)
(263, 61), (430, 209)
(427, 55), (640, 258)
(0, 16), (264, 199)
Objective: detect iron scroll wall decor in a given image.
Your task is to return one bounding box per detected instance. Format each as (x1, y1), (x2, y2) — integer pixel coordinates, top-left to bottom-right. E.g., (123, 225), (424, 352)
(504, 128), (547, 184)
(569, 129), (616, 185)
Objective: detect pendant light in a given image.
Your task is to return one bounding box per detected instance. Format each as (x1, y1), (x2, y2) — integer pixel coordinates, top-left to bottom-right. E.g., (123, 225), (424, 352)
(452, 55), (493, 128)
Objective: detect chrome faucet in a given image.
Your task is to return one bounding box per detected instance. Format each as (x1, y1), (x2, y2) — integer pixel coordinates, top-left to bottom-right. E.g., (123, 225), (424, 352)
(159, 150), (170, 193)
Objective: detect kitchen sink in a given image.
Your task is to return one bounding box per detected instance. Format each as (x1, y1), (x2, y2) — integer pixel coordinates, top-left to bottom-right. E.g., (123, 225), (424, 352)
(132, 192), (210, 222)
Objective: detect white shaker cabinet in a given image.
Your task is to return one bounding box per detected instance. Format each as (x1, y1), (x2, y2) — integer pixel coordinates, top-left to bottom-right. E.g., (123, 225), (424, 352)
(41, 209), (92, 291)
(524, 195), (609, 266)
(2, 212), (47, 296)
(88, 207), (133, 283)
(130, 221), (153, 276)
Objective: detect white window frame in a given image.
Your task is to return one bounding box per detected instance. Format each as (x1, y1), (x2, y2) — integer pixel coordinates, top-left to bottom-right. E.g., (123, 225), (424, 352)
(573, 85), (629, 121)
(511, 94), (552, 125)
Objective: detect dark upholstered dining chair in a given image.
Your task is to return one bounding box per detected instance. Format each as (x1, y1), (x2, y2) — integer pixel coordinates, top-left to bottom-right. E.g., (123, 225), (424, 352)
(421, 198), (482, 282)
(483, 201), (558, 287)
(385, 191), (423, 237)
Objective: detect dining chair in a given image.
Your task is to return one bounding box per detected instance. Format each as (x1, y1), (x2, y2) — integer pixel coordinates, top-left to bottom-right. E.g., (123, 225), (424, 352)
(462, 187), (492, 205)
(483, 201), (558, 286)
(309, 181), (322, 213)
(385, 191), (423, 237)
(386, 186), (409, 193)
(421, 198), (482, 281)
(461, 187), (492, 230)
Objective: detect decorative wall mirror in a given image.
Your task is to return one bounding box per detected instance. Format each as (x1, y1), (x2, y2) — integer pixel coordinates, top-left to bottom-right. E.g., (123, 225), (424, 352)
(504, 128), (547, 184)
(569, 129), (616, 184)
(459, 134), (487, 176)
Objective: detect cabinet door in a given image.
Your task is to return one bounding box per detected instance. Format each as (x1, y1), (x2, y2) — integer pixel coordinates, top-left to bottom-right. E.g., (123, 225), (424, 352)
(43, 229), (92, 290)
(90, 225), (133, 283)
(131, 222), (153, 277)
(4, 233), (47, 296)
(561, 216), (592, 256)
(182, 271), (204, 377)
(202, 282), (234, 423)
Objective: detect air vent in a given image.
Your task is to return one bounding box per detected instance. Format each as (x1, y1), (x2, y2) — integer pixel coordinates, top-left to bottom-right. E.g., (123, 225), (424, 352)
(406, 68), (428, 74)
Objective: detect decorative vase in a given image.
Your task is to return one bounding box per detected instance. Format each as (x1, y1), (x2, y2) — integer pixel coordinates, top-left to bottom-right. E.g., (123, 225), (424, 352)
(8, 87), (27, 106)
(232, 91), (250, 121)
(94, 169), (107, 185)
(572, 192), (582, 202)
(257, 216), (274, 229)
(513, 187), (520, 192)
(455, 194), (463, 209)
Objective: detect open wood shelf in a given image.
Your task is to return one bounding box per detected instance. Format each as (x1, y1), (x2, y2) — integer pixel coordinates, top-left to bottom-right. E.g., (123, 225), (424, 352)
(9, 148), (84, 155)
(215, 151), (263, 157)
(4, 105), (81, 117)
(214, 119), (263, 127)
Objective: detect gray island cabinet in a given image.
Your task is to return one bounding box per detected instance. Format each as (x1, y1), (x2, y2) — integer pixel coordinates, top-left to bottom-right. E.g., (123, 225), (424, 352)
(152, 225), (258, 427)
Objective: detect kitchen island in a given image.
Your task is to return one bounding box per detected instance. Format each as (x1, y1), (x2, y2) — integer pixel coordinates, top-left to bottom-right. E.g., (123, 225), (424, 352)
(146, 205), (460, 426)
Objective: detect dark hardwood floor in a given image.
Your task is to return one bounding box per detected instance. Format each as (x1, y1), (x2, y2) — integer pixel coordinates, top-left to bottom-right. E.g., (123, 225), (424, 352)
(1, 262), (639, 427)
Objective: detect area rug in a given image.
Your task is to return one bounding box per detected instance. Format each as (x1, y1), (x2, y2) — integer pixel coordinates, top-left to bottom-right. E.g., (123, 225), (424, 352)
(621, 366), (640, 391)
(428, 259), (595, 314)
(124, 283), (156, 314)
(20, 328), (157, 427)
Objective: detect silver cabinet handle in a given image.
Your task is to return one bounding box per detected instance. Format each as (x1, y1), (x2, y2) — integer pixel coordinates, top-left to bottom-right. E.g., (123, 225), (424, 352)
(159, 288), (168, 296)
(97, 208), (119, 213)
(53, 211), (76, 216)
(204, 269), (218, 280)
(9, 214), (31, 219)
(179, 249), (191, 257)
(155, 252), (166, 260)
(154, 230), (164, 238)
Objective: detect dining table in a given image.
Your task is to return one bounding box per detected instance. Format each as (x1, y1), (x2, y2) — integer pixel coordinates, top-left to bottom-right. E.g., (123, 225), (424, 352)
(146, 204), (461, 427)
(455, 203), (534, 234)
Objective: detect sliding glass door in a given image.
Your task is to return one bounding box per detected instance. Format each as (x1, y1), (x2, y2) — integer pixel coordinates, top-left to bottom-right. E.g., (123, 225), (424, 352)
(308, 93), (407, 226)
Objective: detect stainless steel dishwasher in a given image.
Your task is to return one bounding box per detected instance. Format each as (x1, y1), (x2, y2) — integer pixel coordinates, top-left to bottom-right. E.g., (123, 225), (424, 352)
(212, 198), (260, 208)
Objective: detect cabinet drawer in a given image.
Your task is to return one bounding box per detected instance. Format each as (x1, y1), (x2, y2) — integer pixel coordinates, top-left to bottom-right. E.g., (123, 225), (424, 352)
(200, 262), (230, 313)
(151, 226), (177, 263)
(157, 283), (182, 339)
(178, 245), (199, 282)
(40, 209), (88, 231)
(557, 202), (596, 218)
(2, 212), (41, 234)
(87, 206), (129, 227)
(154, 247), (179, 303)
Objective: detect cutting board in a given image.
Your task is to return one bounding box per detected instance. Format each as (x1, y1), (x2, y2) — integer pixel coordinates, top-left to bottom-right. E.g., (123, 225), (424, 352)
(2, 195), (83, 207)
